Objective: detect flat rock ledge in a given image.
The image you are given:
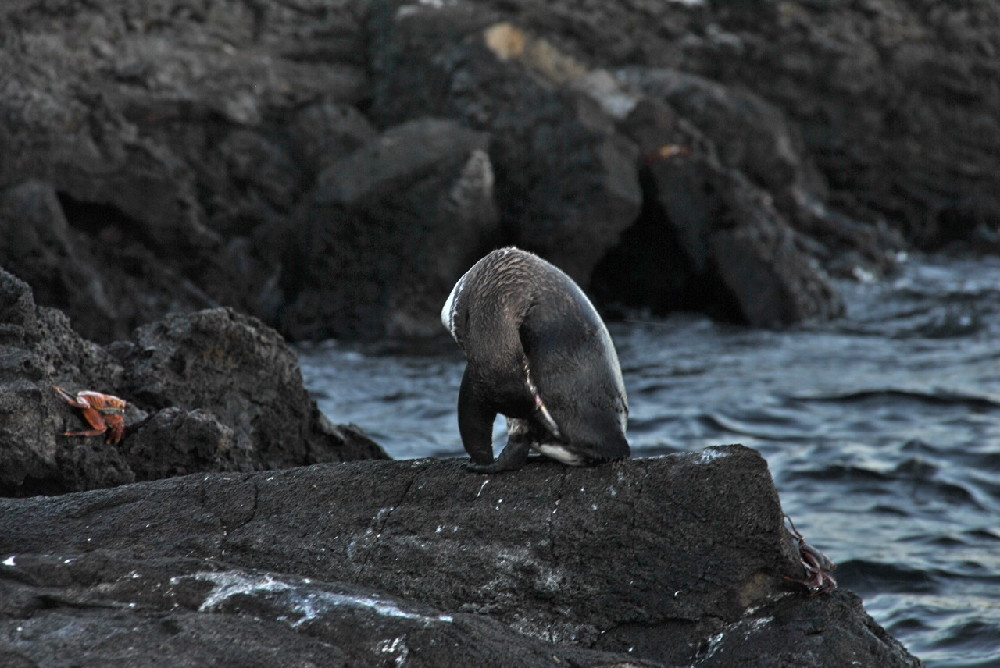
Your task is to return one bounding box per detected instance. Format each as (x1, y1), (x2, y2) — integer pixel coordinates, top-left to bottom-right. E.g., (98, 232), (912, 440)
(0, 446), (919, 667)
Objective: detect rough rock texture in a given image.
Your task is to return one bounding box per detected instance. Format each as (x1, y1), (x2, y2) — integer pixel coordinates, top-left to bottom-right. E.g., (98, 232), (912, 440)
(473, 0), (1000, 251)
(0, 267), (386, 497)
(0, 0), (372, 343)
(5, 0), (984, 341)
(614, 67), (905, 280)
(0, 447), (920, 667)
(370, 11), (644, 285)
(279, 117), (500, 340)
(593, 146), (846, 326)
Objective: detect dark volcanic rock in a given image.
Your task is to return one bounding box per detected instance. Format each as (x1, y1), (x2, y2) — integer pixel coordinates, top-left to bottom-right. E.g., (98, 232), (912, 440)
(369, 9), (847, 327)
(594, 151), (845, 326)
(0, 182), (119, 337)
(120, 408), (251, 482)
(616, 66), (903, 279)
(0, 446), (920, 666)
(619, 68), (829, 204)
(0, 268), (136, 495)
(115, 307), (385, 467)
(279, 117), (500, 340)
(370, 8), (643, 285)
(3, 0), (994, 341)
(0, 0), (371, 343)
(472, 0), (1000, 252)
(693, 586), (916, 666)
(0, 268), (386, 496)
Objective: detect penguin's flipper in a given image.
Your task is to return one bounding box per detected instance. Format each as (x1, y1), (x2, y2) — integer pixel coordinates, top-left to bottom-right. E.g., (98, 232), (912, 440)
(457, 366), (497, 466)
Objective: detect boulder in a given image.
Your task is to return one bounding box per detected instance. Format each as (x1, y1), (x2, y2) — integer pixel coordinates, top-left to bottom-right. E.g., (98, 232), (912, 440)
(278, 117), (500, 340)
(643, 154), (845, 327)
(0, 0), (372, 343)
(118, 307), (387, 466)
(0, 267), (386, 497)
(588, 89), (845, 325)
(369, 10), (849, 327)
(617, 67), (828, 204)
(615, 66), (902, 279)
(0, 268), (137, 495)
(369, 9), (643, 285)
(0, 446), (919, 666)
(0, 180), (217, 343)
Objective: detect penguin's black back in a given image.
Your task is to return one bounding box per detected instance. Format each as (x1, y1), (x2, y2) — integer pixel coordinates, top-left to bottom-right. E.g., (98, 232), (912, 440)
(443, 247), (628, 463)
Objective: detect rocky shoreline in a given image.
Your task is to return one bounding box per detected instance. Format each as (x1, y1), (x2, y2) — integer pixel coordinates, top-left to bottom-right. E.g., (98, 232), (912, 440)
(3, 0), (990, 663)
(2, 0), (996, 344)
(1, 269), (921, 665)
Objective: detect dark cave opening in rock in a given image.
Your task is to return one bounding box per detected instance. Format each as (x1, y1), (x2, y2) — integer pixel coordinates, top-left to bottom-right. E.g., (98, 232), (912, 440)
(1, 475), (71, 499)
(932, 200), (1000, 253)
(590, 166), (743, 323)
(55, 191), (153, 250)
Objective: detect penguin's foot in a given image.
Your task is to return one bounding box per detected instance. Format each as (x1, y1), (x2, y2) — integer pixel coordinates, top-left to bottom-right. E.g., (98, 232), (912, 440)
(462, 438), (531, 473)
(463, 461), (514, 474)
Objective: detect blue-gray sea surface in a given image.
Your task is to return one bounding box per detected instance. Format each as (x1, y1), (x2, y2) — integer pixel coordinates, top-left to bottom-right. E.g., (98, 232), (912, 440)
(297, 254), (1000, 667)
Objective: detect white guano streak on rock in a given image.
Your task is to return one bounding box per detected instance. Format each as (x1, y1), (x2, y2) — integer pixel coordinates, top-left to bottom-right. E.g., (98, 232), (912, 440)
(190, 571), (453, 627)
(697, 448), (730, 464)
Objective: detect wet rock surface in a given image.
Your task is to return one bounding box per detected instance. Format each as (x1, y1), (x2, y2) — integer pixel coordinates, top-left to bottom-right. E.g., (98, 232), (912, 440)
(0, 268), (386, 497)
(0, 447), (920, 667)
(3, 0), (993, 341)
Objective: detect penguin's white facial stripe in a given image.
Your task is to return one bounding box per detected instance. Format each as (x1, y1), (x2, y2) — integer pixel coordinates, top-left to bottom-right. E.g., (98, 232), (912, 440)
(440, 273), (467, 339)
(534, 394), (561, 438)
(524, 360), (561, 438)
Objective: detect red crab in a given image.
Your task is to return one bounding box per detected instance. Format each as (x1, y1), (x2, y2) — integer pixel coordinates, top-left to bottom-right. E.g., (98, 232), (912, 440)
(54, 386), (127, 445)
(783, 514), (837, 596)
(642, 144), (693, 165)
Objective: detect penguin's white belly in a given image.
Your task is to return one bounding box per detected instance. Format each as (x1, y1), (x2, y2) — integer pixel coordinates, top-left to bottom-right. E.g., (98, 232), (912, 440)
(534, 443), (586, 466)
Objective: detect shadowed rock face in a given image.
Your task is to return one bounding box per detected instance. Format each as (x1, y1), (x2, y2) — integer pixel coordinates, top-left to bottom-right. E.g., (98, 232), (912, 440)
(471, 0), (1000, 251)
(8, 0), (991, 341)
(0, 448), (919, 666)
(278, 117), (501, 341)
(369, 10), (644, 286)
(0, 268), (387, 497)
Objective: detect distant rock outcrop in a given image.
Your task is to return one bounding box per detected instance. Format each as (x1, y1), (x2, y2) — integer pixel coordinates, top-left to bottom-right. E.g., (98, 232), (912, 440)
(471, 0), (1000, 251)
(370, 14), (645, 286)
(1, 0), (995, 341)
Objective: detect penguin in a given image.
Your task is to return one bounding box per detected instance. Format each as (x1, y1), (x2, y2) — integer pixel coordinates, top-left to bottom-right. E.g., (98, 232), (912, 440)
(441, 247), (629, 473)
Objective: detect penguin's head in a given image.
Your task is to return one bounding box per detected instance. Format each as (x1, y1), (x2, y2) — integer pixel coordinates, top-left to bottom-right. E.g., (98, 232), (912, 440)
(441, 271), (468, 343)
(441, 247), (522, 346)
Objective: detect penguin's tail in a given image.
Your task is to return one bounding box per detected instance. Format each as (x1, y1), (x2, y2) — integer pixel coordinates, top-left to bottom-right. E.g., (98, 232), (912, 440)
(570, 420), (630, 464)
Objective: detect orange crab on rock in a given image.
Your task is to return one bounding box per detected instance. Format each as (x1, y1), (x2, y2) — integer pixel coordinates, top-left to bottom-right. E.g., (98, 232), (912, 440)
(54, 386), (128, 445)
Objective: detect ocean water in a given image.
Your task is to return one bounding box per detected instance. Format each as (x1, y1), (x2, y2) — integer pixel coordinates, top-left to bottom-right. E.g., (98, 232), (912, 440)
(297, 253), (1000, 667)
